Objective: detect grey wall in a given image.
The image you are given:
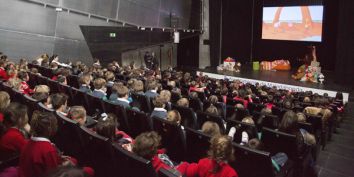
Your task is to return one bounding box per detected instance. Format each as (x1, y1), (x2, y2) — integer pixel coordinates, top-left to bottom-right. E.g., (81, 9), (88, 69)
(0, 0), (199, 64)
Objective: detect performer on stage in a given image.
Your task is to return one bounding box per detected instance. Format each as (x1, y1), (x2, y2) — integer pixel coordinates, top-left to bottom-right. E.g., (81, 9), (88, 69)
(292, 45), (316, 80)
(144, 51), (153, 70)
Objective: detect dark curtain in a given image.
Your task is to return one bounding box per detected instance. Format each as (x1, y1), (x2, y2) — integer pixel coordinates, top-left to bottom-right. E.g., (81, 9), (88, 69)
(335, 0), (354, 86)
(177, 34), (199, 69)
(209, 0), (222, 67)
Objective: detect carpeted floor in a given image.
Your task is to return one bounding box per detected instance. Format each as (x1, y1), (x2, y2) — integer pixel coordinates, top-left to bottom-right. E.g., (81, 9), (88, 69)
(317, 102), (354, 177)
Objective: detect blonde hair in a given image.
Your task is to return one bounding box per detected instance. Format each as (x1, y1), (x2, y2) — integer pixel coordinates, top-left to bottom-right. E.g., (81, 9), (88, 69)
(202, 121), (221, 137)
(132, 80), (144, 93)
(68, 106), (86, 125)
(167, 110), (181, 125)
(79, 74), (91, 85)
(93, 78), (106, 89)
(242, 116), (254, 125)
(206, 105), (219, 116)
(159, 90), (171, 103)
(177, 98), (189, 107)
(296, 112), (306, 123)
(0, 91), (10, 112)
(34, 85), (50, 94)
(208, 135), (234, 169)
(104, 71), (115, 82)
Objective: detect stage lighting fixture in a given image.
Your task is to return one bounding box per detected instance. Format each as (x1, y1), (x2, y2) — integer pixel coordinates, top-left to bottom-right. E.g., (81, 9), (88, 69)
(174, 31), (180, 43)
(55, 7), (63, 12)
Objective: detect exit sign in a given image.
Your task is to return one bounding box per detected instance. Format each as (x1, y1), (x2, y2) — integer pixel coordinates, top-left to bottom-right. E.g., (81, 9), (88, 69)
(109, 33), (116, 38)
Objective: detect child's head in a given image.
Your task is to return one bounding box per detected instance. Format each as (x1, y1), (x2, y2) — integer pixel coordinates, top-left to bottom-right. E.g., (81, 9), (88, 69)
(166, 110), (181, 125)
(279, 111), (298, 133)
(0, 91), (10, 112)
(51, 93), (68, 112)
(93, 78), (107, 90)
(177, 98), (189, 107)
(95, 113), (118, 141)
(208, 95), (219, 105)
(201, 121), (221, 137)
(117, 85), (129, 98)
(247, 138), (263, 150)
(3, 102), (28, 129)
(68, 106), (87, 126)
(30, 111), (57, 138)
(132, 80), (144, 93)
(133, 131), (161, 160)
(208, 135), (234, 164)
(34, 85), (50, 94)
(296, 112), (306, 123)
(153, 96), (165, 108)
(79, 74), (91, 85)
(146, 80), (157, 91)
(206, 105), (219, 116)
(104, 71), (115, 82)
(241, 116), (254, 125)
(17, 71), (29, 81)
(159, 90), (171, 103)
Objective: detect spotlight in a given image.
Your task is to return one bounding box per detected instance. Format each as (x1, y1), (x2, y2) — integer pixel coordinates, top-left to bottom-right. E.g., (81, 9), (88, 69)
(55, 7), (63, 12)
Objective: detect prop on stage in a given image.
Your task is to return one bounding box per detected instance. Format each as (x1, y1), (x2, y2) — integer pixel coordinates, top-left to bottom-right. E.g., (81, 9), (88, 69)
(260, 60), (291, 71)
(217, 57), (241, 72)
(292, 46), (324, 84)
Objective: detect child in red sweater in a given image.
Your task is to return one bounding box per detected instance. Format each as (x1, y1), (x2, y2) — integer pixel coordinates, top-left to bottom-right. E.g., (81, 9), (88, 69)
(19, 112), (93, 177)
(18, 71), (33, 95)
(0, 103), (29, 160)
(177, 135), (239, 177)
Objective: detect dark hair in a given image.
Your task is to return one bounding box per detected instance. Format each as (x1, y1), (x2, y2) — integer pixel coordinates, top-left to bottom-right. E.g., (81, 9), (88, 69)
(335, 92), (343, 101)
(17, 71), (28, 81)
(279, 111), (298, 134)
(45, 166), (89, 177)
(30, 111), (57, 138)
(2, 102), (28, 129)
(51, 93), (68, 110)
(133, 131), (161, 160)
(95, 114), (118, 141)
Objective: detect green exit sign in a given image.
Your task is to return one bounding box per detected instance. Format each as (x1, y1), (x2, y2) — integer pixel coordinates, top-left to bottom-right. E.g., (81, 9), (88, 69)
(109, 33), (116, 38)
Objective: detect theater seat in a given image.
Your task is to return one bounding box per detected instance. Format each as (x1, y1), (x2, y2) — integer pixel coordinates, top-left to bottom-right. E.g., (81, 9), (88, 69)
(112, 143), (157, 177)
(57, 83), (75, 106)
(196, 111), (225, 133)
(152, 116), (186, 163)
(126, 109), (152, 138)
(131, 93), (152, 113)
(67, 74), (80, 89)
(230, 143), (294, 177)
(226, 120), (258, 144)
(184, 127), (211, 162)
(80, 126), (116, 177)
(20, 94), (39, 120)
(52, 112), (83, 162)
(171, 104), (198, 129)
(46, 79), (59, 93)
(37, 102), (54, 113)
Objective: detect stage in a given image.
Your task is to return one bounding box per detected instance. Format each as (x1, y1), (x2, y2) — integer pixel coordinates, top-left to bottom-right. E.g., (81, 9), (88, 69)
(196, 66), (351, 103)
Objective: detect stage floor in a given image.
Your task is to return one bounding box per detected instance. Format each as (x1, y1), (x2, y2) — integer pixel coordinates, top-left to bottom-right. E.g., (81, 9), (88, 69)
(197, 66), (351, 103)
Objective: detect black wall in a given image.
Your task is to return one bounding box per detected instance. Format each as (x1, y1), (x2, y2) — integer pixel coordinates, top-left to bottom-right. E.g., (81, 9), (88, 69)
(177, 33), (200, 69)
(335, 0), (354, 86)
(216, 0), (339, 71)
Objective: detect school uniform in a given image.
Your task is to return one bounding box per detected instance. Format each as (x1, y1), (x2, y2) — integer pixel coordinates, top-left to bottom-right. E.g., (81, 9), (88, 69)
(150, 107), (167, 119)
(109, 93), (118, 101)
(177, 158), (238, 177)
(19, 137), (60, 177)
(92, 89), (107, 100)
(0, 67), (7, 80)
(19, 81), (33, 95)
(145, 90), (158, 99)
(0, 128), (27, 157)
(79, 84), (92, 93)
(113, 98), (131, 109)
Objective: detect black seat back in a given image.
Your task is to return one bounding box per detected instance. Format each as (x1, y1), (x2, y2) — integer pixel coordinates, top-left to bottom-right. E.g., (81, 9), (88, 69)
(261, 127), (297, 159)
(46, 79), (59, 93)
(80, 126), (116, 177)
(112, 144), (157, 177)
(86, 93), (105, 114)
(52, 112), (83, 161)
(189, 98), (203, 112)
(230, 143), (275, 177)
(196, 111), (225, 133)
(152, 116), (186, 163)
(126, 109), (152, 138)
(67, 74), (80, 88)
(184, 127), (211, 162)
(131, 93), (152, 113)
(171, 105), (197, 129)
(226, 120), (258, 144)
(37, 102), (55, 113)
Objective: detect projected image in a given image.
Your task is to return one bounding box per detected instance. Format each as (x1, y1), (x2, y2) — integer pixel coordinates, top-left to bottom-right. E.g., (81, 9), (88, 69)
(262, 6), (323, 42)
